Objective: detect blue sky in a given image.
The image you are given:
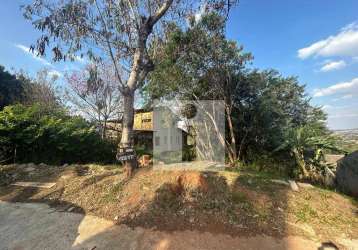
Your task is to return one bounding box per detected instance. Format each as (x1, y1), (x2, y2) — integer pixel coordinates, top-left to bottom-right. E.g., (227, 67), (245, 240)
(1, 1), (357, 129)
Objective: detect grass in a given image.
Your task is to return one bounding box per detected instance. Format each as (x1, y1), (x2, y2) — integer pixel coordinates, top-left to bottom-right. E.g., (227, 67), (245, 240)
(102, 182), (124, 203)
(294, 202), (318, 223)
(0, 163), (357, 240)
(231, 191), (249, 204)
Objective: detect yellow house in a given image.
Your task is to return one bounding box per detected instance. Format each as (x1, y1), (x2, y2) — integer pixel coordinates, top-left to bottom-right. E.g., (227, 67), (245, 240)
(105, 109), (154, 142)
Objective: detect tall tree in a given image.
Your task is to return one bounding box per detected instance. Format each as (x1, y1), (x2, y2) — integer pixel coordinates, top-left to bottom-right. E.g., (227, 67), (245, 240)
(0, 66), (25, 110)
(23, 0), (236, 176)
(65, 63), (121, 138)
(145, 13), (252, 163)
(20, 68), (62, 112)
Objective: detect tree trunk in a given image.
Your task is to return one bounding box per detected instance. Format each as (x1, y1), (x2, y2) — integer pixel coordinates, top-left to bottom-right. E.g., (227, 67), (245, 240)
(238, 129), (249, 160)
(102, 118), (107, 139)
(119, 89), (137, 178)
(225, 105), (237, 164)
(293, 148), (309, 178)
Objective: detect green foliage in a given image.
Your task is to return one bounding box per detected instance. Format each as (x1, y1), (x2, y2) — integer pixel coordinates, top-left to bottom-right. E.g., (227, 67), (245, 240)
(274, 124), (343, 178)
(0, 66), (25, 109)
(0, 104), (116, 164)
(145, 13), (331, 175)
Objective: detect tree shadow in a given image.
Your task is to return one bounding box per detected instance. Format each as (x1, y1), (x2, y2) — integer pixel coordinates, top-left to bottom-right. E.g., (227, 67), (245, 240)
(111, 171), (289, 238)
(0, 165), (350, 249)
(69, 170), (292, 249)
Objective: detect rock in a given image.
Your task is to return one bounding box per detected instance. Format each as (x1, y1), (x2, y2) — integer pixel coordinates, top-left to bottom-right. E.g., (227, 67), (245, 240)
(62, 163), (69, 168)
(297, 182), (314, 189)
(24, 165), (36, 172)
(39, 163), (47, 168)
(336, 151), (358, 197)
(288, 180), (299, 192)
(67, 207), (75, 212)
(25, 167), (36, 172)
(114, 216), (119, 221)
(271, 179), (289, 186)
(323, 166), (336, 187)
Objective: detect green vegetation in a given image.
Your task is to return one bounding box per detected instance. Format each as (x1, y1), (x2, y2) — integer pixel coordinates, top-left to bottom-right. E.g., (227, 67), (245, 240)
(294, 202), (318, 223)
(144, 13), (342, 180)
(0, 104), (116, 164)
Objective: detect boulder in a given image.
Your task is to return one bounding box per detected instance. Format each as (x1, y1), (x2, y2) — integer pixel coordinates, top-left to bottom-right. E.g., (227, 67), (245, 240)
(288, 180), (299, 192)
(336, 151), (358, 198)
(24, 163), (36, 172)
(39, 163), (47, 168)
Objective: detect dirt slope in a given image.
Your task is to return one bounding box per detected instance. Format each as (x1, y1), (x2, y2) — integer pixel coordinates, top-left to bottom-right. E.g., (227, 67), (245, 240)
(0, 164), (357, 249)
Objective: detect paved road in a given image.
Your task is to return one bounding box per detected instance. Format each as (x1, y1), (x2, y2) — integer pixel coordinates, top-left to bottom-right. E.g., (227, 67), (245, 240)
(0, 201), (356, 250)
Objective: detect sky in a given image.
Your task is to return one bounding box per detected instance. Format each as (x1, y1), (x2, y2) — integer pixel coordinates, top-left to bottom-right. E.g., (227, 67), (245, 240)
(0, 1), (357, 130)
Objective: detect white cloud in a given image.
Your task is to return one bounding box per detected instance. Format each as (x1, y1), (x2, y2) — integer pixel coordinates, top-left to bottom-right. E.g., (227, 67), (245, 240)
(15, 44), (52, 67)
(75, 56), (86, 64)
(298, 22), (358, 59)
(313, 77), (358, 97)
(48, 69), (62, 78)
(320, 60), (347, 72)
(323, 104), (358, 129)
(342, 94), (353, 99)
(194, 4), (207, 23)
(322, 104), (332, 110)
(329, 113), (358, 118)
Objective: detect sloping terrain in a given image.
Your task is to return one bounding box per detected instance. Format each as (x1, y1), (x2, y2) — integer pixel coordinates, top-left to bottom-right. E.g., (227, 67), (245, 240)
(0, 164), (357, 249)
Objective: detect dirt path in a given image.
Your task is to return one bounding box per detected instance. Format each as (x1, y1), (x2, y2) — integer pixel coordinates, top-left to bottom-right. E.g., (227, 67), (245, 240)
(1, 201), (356, 250)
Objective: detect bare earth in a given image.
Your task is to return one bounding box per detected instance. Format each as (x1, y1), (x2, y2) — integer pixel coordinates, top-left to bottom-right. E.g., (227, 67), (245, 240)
(0, 164), (357, 249)
(0, 201), (340, 250)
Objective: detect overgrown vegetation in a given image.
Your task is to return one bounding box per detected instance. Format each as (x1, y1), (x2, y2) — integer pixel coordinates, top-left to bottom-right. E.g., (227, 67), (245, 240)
(144, 13), (342, 180)
(0, 104), (116, 164)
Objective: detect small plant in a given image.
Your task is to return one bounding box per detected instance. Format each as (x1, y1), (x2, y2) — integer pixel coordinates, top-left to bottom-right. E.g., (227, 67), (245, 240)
(102, 182), (123, 203)
(295, 203), (317, 223)
(231, 191), (249, 204)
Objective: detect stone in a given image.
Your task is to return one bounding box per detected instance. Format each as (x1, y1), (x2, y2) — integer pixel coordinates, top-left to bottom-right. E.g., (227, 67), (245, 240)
(336, 151), (358, 198)
(297, 182), (314, 189)
(67, 207), (75, 212)
(11, 182), (56, 188)
(288, 180), (299, 192)
(271, 179), (289, 186)
(62, 163), (69, 168)
(24, 163), (36, 171)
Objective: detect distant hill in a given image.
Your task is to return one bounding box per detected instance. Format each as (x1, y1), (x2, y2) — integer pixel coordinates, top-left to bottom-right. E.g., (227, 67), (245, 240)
(333, 128), (358, 153)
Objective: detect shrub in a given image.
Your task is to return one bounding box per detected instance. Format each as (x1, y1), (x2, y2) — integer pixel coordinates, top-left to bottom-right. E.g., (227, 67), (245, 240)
(0, 104), (116, 164)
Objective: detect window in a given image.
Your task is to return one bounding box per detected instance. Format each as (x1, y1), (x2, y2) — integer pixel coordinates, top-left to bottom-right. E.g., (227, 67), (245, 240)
(164, 136), (167, 145)
(155, 136), (160, 146)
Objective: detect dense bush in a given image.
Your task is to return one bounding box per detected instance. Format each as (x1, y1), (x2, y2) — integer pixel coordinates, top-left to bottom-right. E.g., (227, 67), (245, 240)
(0, 104), (116, 165)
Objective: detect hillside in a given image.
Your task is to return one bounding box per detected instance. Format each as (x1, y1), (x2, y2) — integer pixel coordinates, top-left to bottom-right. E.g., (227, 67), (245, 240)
(334, 128), (358, 152)
(0, 164), (357, 249)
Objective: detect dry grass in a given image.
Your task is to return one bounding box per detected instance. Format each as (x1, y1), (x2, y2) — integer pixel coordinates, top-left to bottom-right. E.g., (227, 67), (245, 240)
(0, 163), (357, 242)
